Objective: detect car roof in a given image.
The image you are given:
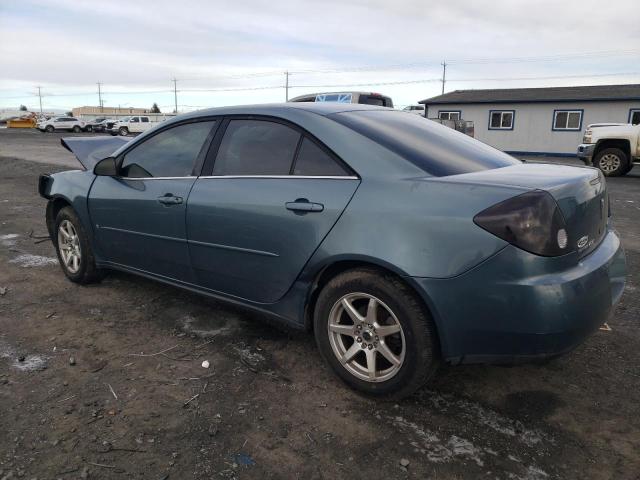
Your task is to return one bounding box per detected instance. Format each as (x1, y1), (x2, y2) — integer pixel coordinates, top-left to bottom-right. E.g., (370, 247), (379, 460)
(175, 102), (390, 121)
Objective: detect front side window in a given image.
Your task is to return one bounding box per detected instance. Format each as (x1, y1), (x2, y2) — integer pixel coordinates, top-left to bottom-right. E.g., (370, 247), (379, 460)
(120, 121), (215, 178)
(629, 109), (640, 125)
(439, 111), (461, 121)
(292, 138), (350, 176)
(489, 110), (514, 130)
(553, 110), (582, 131)
(213, 120), (300, 175)
(131, 117), (139, 123)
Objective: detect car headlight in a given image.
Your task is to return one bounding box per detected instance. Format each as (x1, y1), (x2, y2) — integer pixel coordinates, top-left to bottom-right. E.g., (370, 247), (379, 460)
(583, 130), (592, 143)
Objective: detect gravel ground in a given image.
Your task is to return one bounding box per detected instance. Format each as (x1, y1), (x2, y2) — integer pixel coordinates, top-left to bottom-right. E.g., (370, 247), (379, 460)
(0, 128), (638, 479)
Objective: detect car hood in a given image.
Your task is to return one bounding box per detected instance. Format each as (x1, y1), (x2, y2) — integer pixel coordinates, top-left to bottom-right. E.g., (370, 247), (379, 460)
(60, 136), (130, 170)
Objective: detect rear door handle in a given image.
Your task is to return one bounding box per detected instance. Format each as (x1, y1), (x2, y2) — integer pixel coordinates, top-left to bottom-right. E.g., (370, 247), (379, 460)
(285, 199), (324, 212)
(157, 194), (183, 205)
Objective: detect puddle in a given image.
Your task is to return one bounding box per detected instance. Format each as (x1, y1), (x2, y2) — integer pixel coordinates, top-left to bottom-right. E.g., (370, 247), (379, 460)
(0, 233), (19, 247)
(9, 254), (58, 267)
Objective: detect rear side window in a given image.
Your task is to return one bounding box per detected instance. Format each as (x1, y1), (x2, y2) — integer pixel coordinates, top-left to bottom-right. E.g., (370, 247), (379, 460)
(141, 117), (149, 123)
(293, 138), (350, 176)
(213, 120), (300, 175)
(331, 110), (520, 177)
(120, 121), (215, 178)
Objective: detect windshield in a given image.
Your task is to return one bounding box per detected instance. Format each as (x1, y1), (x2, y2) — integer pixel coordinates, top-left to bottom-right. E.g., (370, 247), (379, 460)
(330, 109), (521, 177)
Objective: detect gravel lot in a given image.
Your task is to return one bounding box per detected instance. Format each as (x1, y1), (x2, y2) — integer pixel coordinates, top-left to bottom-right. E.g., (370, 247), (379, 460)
(0, 128), (638, 479)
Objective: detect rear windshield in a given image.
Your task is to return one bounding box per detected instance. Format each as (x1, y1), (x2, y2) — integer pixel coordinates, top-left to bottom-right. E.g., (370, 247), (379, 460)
(330, 110), (520, 176)
(357, 94), (393, 108)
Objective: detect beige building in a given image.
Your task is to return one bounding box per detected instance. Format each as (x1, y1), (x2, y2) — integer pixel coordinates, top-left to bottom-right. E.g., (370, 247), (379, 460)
(72, 105), (150, 117)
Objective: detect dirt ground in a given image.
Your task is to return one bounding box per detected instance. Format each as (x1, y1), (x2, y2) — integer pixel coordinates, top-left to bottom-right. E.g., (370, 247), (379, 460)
(0, 129), (639, 479)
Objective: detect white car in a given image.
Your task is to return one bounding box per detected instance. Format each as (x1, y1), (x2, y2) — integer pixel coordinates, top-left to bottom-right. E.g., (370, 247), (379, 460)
(109, 116), (155, 136)
(402, 105), (425, 115)
(38, 116), (86, 133)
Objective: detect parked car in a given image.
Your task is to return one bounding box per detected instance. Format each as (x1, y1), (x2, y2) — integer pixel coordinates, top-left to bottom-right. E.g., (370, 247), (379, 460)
(37, 116), (86, 133)
(290, 91), (393, 108)
(577, 123), (640, 176)
(402, 105), (425, 115)
(39, 103), (626, 398)
(83, 117), (109, 133)
(108, 116), (155, 136)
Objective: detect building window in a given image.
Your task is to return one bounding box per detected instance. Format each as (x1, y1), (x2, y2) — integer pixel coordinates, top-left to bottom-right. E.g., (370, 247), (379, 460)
(438, 111), (461, 121)
(488, 110), (514, 130)
(630, 109), (640, 125)
(553, 110), (583, 131)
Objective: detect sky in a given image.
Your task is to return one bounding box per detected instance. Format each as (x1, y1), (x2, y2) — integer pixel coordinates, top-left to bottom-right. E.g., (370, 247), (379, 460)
(0, 0), (639, 113)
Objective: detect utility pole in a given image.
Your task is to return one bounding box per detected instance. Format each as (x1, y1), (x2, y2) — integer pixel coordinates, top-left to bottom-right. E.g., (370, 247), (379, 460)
(441, 61), (447, 95)
(285, 71), (289, 101)
(36, 86), (43, 113)
(172, 78), (178, 114)
(97, 82), (103, 112)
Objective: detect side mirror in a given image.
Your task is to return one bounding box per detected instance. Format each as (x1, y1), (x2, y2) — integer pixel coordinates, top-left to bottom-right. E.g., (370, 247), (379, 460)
(94, 157), (118, 176)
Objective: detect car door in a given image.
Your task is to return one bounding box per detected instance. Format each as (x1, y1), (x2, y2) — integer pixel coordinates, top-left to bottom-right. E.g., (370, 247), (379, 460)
(129, 116), (140, 133)
(186, 117), (360, 303)
(140, 116), (151, 132)
(88, 119), (218, 281)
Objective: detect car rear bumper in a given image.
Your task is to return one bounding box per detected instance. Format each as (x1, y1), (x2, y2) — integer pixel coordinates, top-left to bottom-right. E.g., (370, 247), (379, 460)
(577, 143), (595, 164)
(413, 228), (626, 364)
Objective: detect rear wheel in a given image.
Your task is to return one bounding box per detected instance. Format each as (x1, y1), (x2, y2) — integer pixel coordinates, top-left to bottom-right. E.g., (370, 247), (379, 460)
(594, 148), (629, 177)
(72, 125), (82, 133)
(45, 125), (54, 133)
(314, 268), (439, 399)
(85, 125), (93, 132)
(54, 207), (104, 284)
(118, 127), (129, 136)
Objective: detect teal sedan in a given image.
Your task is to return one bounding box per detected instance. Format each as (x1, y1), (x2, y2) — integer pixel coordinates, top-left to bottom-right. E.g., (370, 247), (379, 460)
(39, 103), (626, 399)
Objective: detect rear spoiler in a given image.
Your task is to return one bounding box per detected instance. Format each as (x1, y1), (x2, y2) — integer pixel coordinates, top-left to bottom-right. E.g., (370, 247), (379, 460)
(60, 136), (130, 170)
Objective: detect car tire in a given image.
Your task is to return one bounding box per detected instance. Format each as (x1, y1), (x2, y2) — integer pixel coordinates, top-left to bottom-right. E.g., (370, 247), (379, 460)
(314, 268), (439, 399)
(85, 125), (93, 132)
(45, 125), (54, 133)
(594, 148), (629, 177)
(118, 127), (129, 136)
(72, 125), (82, 133)
(53, 206), (104, 284)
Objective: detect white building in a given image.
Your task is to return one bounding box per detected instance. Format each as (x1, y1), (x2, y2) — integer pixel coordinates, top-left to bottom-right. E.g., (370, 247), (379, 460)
(419, 84), (640, 156)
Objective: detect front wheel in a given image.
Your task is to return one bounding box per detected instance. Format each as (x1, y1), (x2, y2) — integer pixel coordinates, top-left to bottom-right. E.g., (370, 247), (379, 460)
(54, 206), (104, 284)
(314, 268), (439, 399)
(594, 148), (629, 177)
(72, 125), (82, 133)
(45, 125), (54, 133)
(118, 127), (129, 136)
(85, 125), (93, 132)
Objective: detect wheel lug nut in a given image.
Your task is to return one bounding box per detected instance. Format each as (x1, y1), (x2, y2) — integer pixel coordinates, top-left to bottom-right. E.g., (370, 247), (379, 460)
(375, 336), (379, 341)
(368, 344), (373, 350)
(356, 337), (362, 342)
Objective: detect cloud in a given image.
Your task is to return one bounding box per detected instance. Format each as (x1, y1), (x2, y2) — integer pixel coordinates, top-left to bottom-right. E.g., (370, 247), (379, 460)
(0, 0), (638, 110)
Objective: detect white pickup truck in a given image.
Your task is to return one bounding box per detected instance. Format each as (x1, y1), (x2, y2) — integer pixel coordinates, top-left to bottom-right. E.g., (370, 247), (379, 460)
(109, 116), (156, 136)
(577, 123), (640, 176)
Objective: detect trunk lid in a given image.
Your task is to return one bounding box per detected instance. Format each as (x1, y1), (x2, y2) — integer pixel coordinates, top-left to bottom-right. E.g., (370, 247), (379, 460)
(439, 163), (608, 258)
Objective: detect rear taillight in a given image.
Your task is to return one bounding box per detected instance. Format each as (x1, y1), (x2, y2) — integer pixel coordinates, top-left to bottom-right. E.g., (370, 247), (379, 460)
(473, 190), (571, 257)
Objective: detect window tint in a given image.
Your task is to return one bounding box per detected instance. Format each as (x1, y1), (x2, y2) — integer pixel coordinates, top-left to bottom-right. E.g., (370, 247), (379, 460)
(293, 138), (350, 176)
(631, 110), (640, 125)
(131, 117), (139, 123)
(141, 117), (149, 123)
(120, 121), (215, 178)
(489, 111), (514, 130)
(213, 120), (300, 175)
(553, 110), (582, 130)
(439, 111), (460, 121)
(332, 110), (520, 177)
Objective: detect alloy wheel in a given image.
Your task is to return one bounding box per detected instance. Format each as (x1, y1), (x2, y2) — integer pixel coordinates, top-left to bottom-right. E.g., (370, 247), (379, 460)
(327, 293), (405, 383)
(57, 220), (81, 273)
(599, 153), (621, 173)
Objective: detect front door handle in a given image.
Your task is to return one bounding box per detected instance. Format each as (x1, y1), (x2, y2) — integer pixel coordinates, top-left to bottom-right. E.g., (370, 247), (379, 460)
(285, 198), (324, 213)
(157, 194), (183, 205)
